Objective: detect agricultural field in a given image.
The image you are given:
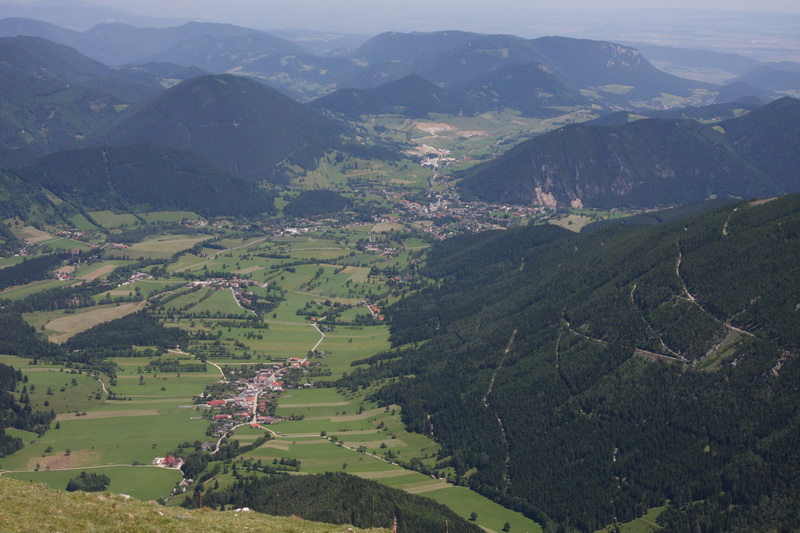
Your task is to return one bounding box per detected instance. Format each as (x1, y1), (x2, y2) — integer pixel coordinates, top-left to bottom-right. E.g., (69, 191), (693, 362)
(139, 211), (200, 224)
(106, 234), (211, 260)
(10, 225), (53, 243)
(67, 213), (100, 231)
(597, 506), (667, 533)
(94, 279), (180, 303)
(27, 301), (146, 343)
(219, 386), (540, 532)
(87, 211), (140, 228)
(73, 260), (132, 281)
(0, 278), (79, 300)
(295, 154), (426, 191)
(548, 208), (632, 232)
(185, 288), (250, 317)
(0, 255), (26, 269)
(0, 216), (541, 530)
(0, 352), (218, 489)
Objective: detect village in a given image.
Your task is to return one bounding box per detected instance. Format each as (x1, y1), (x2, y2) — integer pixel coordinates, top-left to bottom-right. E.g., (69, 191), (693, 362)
(197, 355), (318, 441)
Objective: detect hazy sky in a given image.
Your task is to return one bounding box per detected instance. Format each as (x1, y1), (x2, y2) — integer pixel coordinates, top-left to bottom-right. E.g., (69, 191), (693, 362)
(3, 0), (797, 60)
(77, 0), (800, 34)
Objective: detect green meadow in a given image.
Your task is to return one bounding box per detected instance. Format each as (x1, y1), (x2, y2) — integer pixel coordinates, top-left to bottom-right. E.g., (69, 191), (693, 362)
(597, 506), (666, 533)
(0, 255), (26, 269)
(0, 279), (78, 301)
(68, 213), (100, 231)
(139, 211), (200, 224)
(0, 353), (218, 502)
(107, 235), (210, 260)
(88, 211), (140, 228)
(4, 465), (182, 501)
(185, 288), (249, 316)
(227, 385), (539, 532)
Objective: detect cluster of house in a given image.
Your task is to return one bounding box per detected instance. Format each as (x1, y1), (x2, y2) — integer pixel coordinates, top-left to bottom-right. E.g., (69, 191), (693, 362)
(181, 219), (209, 227)
(153, 454), (184, 469)
(363, 241), (403, 257)
(366, 304), (384, 321)
(55, 229), (86, 240)
(118, 271), (154, 286)
(202, 358), (322, 435)
(15, 240), (42, 256)
(53, 270), (74, 281)
(190, 277), (269, 312)
(190, 277), (268, 291)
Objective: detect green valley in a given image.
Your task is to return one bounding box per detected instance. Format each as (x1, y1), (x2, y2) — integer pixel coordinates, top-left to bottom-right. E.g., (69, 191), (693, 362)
(1, 12), (799, 532)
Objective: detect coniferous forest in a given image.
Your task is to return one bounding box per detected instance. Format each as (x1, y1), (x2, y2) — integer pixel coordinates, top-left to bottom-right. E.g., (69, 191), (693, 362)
(339, 195), (800, 532)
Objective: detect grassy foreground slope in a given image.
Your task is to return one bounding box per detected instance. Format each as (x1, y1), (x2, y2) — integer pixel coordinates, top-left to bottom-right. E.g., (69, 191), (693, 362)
(0, 477), (385, 533)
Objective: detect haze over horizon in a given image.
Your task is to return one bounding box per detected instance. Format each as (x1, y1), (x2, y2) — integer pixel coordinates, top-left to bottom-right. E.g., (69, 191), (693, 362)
(1, 0), (799, 61)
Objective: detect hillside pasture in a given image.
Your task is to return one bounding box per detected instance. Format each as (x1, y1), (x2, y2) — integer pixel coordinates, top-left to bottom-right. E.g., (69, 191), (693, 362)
(139, 211), (200, 224)
(161, 286), (214, 311)
(41, 237), (93, 252)
(88, 211), (140, 228)
(75, 263), (119, 280)
(12, 225), (53, 242)
(0, 255), (26, 269)
(51, 303), (148, 336)
(236, 385), (534, 532)
(425, 485), (542, 533)
(184, 288), (248, 317)
(67, 213), (99, 231)
(0, 279), (79, 301)
(8, 364), (103, 414)
(107, 235), (210, 260)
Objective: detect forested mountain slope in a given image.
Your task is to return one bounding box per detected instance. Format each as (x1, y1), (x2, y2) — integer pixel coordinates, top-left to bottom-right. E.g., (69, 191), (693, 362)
(458, 97), (800, 208)
(455, 63), (591, 117)
(0, 35), (137, 166)
(719, 96), (800, 191)
(342, 195), (800, 531)
(311, 74), (479, 118)
(104, 74), (343, 183)
(0, 35), (207, 167)
(10, 144), (277, 217)
(182, 472), (482, 533)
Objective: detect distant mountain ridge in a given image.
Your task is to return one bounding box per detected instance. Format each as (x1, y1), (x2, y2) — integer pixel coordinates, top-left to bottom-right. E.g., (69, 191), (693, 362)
(0, 18), (275, 65)
(313, 64), (593, 119)
(0, 19), (724, 110)
(2, 18), (796, 109)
